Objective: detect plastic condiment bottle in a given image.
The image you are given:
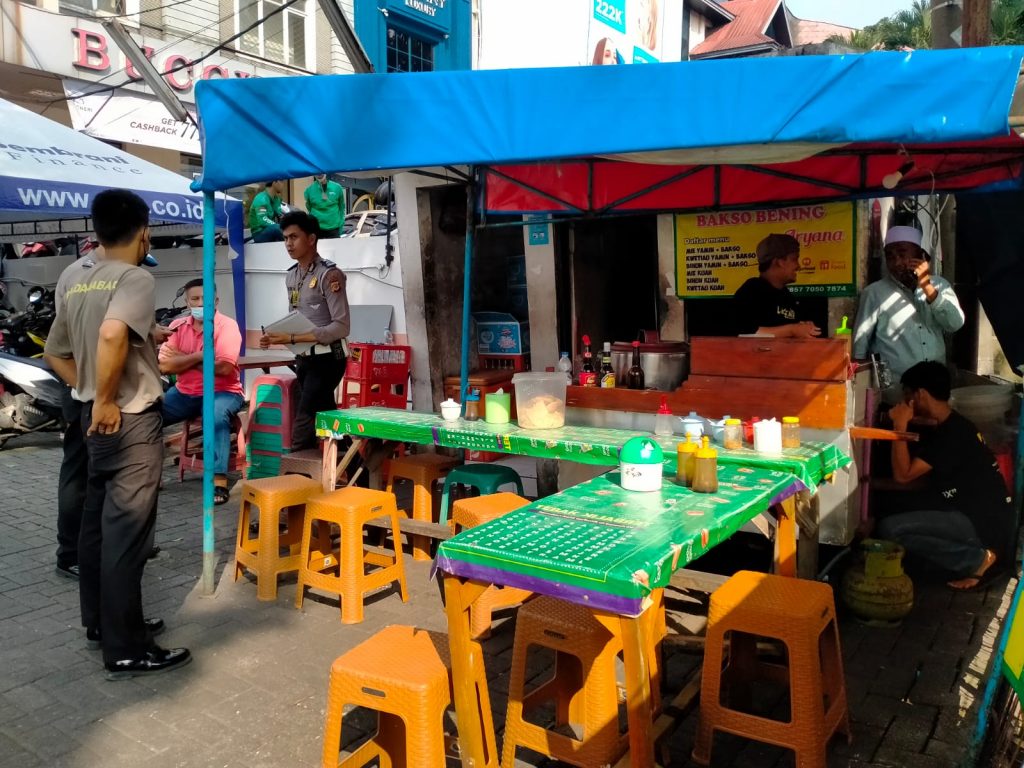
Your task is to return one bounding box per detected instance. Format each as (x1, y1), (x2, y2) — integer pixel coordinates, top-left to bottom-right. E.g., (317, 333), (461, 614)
(464, 389), (481, 421)
(654, 395), (674, 436)
(676, 434), (698, 487)
(723, 418), (743, 450)
(691, 436), (719, 494)
(782, 416), (801, 448)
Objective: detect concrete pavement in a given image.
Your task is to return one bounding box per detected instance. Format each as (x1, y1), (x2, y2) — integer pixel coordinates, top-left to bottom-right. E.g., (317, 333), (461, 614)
(0, 430), (1014, 767)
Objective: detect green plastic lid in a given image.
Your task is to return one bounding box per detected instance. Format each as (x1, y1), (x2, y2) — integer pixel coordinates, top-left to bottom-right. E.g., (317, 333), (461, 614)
(620, 436), (664, 465)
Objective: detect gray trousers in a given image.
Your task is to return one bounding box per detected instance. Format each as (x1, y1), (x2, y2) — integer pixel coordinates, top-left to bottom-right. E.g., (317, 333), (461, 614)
(79, 405), (163, 664)
(56, 390), (87, 568)
(877, 509), (987, 579)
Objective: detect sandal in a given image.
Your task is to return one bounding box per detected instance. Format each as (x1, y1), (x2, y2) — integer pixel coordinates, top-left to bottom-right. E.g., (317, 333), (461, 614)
(214, 486), (230, 506)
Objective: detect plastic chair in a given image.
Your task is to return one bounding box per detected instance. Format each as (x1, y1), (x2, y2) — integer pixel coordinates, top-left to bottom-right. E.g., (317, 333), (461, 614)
(384, 453), (460, 561)
(234, 475), (327, 601)
(321, 625), (452, 768)
(438, 464), (524, 526)
(692, 570), (851, 768)
(501, 594), (665, 768)
(295, 487), (408, 624)
(177, 412), (247, 482)
(450, 493), (533, 638)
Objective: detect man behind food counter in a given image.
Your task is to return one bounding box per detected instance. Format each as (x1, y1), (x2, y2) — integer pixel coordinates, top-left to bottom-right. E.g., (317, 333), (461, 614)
(853, 225), (964, 386)
(732, 233), (822, 338)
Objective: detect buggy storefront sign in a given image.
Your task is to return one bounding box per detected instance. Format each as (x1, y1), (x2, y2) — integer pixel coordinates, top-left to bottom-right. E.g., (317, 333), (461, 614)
(674, 202), (856, 299)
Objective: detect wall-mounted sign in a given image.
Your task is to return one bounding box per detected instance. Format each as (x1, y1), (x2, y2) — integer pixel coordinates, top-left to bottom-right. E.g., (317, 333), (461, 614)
(589, 0), (665, 64)
(385, 0), (452, 35)
(674, 202), (856, 298)
(64, 79), (199, 154)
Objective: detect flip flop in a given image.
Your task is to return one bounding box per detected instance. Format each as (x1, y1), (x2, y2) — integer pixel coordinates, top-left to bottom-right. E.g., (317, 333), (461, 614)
(949, 565), (1005, 593)
(214, 486), (230, 506)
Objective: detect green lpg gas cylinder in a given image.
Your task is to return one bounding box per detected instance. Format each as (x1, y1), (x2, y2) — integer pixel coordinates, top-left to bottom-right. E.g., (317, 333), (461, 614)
(841, 539), (914, 623)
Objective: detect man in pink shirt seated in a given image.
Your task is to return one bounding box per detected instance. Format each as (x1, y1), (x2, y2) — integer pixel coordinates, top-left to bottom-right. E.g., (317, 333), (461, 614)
(159, 279), (245, 505)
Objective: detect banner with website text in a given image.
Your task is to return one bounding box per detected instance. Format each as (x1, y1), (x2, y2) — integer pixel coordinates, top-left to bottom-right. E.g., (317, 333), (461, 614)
(675, 202), (856, 298)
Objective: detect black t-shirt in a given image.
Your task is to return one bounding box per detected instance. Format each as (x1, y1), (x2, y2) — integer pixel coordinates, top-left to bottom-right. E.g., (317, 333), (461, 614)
(916, 410), (1015, 560)
(732, 277), (800, 335)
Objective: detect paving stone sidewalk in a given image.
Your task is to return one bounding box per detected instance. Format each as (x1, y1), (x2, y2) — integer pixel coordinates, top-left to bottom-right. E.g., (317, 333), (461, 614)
(0, 431), (1015, 767)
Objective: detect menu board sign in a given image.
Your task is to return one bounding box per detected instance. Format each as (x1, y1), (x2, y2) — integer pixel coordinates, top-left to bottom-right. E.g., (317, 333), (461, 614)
(674, 202), (856, 298)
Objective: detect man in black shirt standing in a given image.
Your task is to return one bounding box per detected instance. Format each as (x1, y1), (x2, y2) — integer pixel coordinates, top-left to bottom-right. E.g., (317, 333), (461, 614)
(732, 233), (821, 337)
(878, 361), (1014, 590)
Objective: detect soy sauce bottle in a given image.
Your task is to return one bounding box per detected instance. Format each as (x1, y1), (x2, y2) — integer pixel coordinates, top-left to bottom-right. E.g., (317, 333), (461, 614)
(627, 340), (645, 390)
(580, 334), (596, 387)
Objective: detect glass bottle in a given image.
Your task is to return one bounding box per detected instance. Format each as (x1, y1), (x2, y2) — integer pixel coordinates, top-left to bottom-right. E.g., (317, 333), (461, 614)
(723, 418), (743, 450)
(691, 436), (719, 494)
(676, 434), (698, 487)
(580, 334), (596, 387)
(600, 342), (616, 388)
(627, 340), (645, 390)
(782, 416), (801, 449)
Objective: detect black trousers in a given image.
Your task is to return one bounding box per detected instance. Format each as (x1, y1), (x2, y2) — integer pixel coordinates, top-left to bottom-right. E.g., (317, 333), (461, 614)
(56, 390), (87, 568)
(293, 353), (345, 450)
(79, 405), (163, 664)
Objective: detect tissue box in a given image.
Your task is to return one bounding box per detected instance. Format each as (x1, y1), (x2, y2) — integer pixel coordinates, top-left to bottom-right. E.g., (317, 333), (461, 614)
(474, 312), (530, 355)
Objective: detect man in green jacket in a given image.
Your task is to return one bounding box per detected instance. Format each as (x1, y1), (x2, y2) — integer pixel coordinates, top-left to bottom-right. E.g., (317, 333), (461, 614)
(304, 174), (345, 238)
(249, 180), (285, 242)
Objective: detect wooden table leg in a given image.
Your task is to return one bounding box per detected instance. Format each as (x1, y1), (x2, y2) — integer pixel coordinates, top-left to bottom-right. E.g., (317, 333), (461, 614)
(444, 575), (499, 768)
(594, 600), (658, 768)
(795, 490), (820, 580)
(773, 497), (798, 578)
(321, 439), (338, 493)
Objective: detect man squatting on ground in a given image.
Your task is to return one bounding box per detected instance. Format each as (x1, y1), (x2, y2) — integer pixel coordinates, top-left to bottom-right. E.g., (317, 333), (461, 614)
(45, 189), (191, 680)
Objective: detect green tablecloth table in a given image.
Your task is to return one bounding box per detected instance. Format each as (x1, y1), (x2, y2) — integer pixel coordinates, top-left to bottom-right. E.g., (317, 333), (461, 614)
(315, 407), (850, 490)
(435, 461), (799, 615)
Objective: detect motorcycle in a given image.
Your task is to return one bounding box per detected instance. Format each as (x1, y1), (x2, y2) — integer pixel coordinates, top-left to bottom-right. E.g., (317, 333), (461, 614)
(0, 284), (63, 448)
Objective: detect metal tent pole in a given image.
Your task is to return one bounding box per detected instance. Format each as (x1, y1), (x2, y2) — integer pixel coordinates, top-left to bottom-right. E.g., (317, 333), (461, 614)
(458, 173), (475, 411)
(200, 191), (216, 596)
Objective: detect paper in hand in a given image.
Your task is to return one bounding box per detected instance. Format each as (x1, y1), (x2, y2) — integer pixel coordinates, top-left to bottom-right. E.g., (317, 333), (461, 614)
(264, 310), (317, 355)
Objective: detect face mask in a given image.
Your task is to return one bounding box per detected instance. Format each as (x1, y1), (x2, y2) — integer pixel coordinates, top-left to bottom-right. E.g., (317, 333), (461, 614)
(190, 307), (204, 321)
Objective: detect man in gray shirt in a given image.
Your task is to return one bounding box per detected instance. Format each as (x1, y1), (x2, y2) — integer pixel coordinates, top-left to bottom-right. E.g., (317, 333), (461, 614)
(45, 189), (191, 680)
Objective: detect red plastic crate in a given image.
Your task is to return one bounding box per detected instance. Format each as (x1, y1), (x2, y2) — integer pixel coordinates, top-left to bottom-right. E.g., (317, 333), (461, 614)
(479, 353), (530, 372)
(339, 378), (408, 410)
(345, 343), (412, 383)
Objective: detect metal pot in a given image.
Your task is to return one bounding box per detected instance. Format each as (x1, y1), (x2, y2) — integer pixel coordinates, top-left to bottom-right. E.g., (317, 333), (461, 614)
(611, 331), (689, 391)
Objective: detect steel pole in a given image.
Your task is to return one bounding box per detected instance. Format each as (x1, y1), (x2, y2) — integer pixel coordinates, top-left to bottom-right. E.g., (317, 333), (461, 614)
(200, 191), (216, 595)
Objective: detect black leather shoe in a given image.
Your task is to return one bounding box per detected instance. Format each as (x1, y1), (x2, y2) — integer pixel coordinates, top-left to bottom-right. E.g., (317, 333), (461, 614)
(104, 646), (192, 681)
(86, 618), (165, 650)
(55, 563), (79, 580)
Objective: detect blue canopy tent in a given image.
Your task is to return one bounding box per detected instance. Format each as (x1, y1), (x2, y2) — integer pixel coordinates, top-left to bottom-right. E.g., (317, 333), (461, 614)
(191, 48), (1024, 543)
(190, 47), (1024, 763)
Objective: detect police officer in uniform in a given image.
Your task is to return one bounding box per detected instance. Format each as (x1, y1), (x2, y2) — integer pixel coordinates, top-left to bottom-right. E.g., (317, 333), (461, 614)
(260, 211), (350, 450)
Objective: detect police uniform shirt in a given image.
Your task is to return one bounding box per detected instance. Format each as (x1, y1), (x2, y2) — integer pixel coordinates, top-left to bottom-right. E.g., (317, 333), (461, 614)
(286, 255), (350, 352)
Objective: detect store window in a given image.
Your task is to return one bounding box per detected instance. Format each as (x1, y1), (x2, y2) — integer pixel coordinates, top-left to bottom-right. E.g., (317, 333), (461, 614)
(236, 0), (309, 68)
(386, 25), (434, 73)
(60, 0), (139, 15)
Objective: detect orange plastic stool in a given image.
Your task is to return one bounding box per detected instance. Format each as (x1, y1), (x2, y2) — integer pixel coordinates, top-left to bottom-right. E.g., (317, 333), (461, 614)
(385, 453), (460, 561)
(234, 475), (326, 601)
(295, 487), (408, 624)
(321, 625), (453, 768)
(451, 493), (533, 639)
(692, 570), (851, 768)
(501, 594), (665, 768)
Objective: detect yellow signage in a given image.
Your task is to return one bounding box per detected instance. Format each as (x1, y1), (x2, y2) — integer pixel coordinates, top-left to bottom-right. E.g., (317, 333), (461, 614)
(675, 202), (856, 298)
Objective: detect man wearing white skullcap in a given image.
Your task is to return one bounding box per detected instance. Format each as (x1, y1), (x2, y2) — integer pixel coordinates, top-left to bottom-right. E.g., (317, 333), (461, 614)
(853, 225), (964, 393)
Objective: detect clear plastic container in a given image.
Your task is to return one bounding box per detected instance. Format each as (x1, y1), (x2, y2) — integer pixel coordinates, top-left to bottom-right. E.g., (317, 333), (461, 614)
(723, 418), (743, 450)
(512, 372), (568, 429)
(676, 435), (698, 487)
(782, 416), (801, 449)
(654, 395), (674, 436)
(691, 436), (719, 494)
(464, 390), (481, 421)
